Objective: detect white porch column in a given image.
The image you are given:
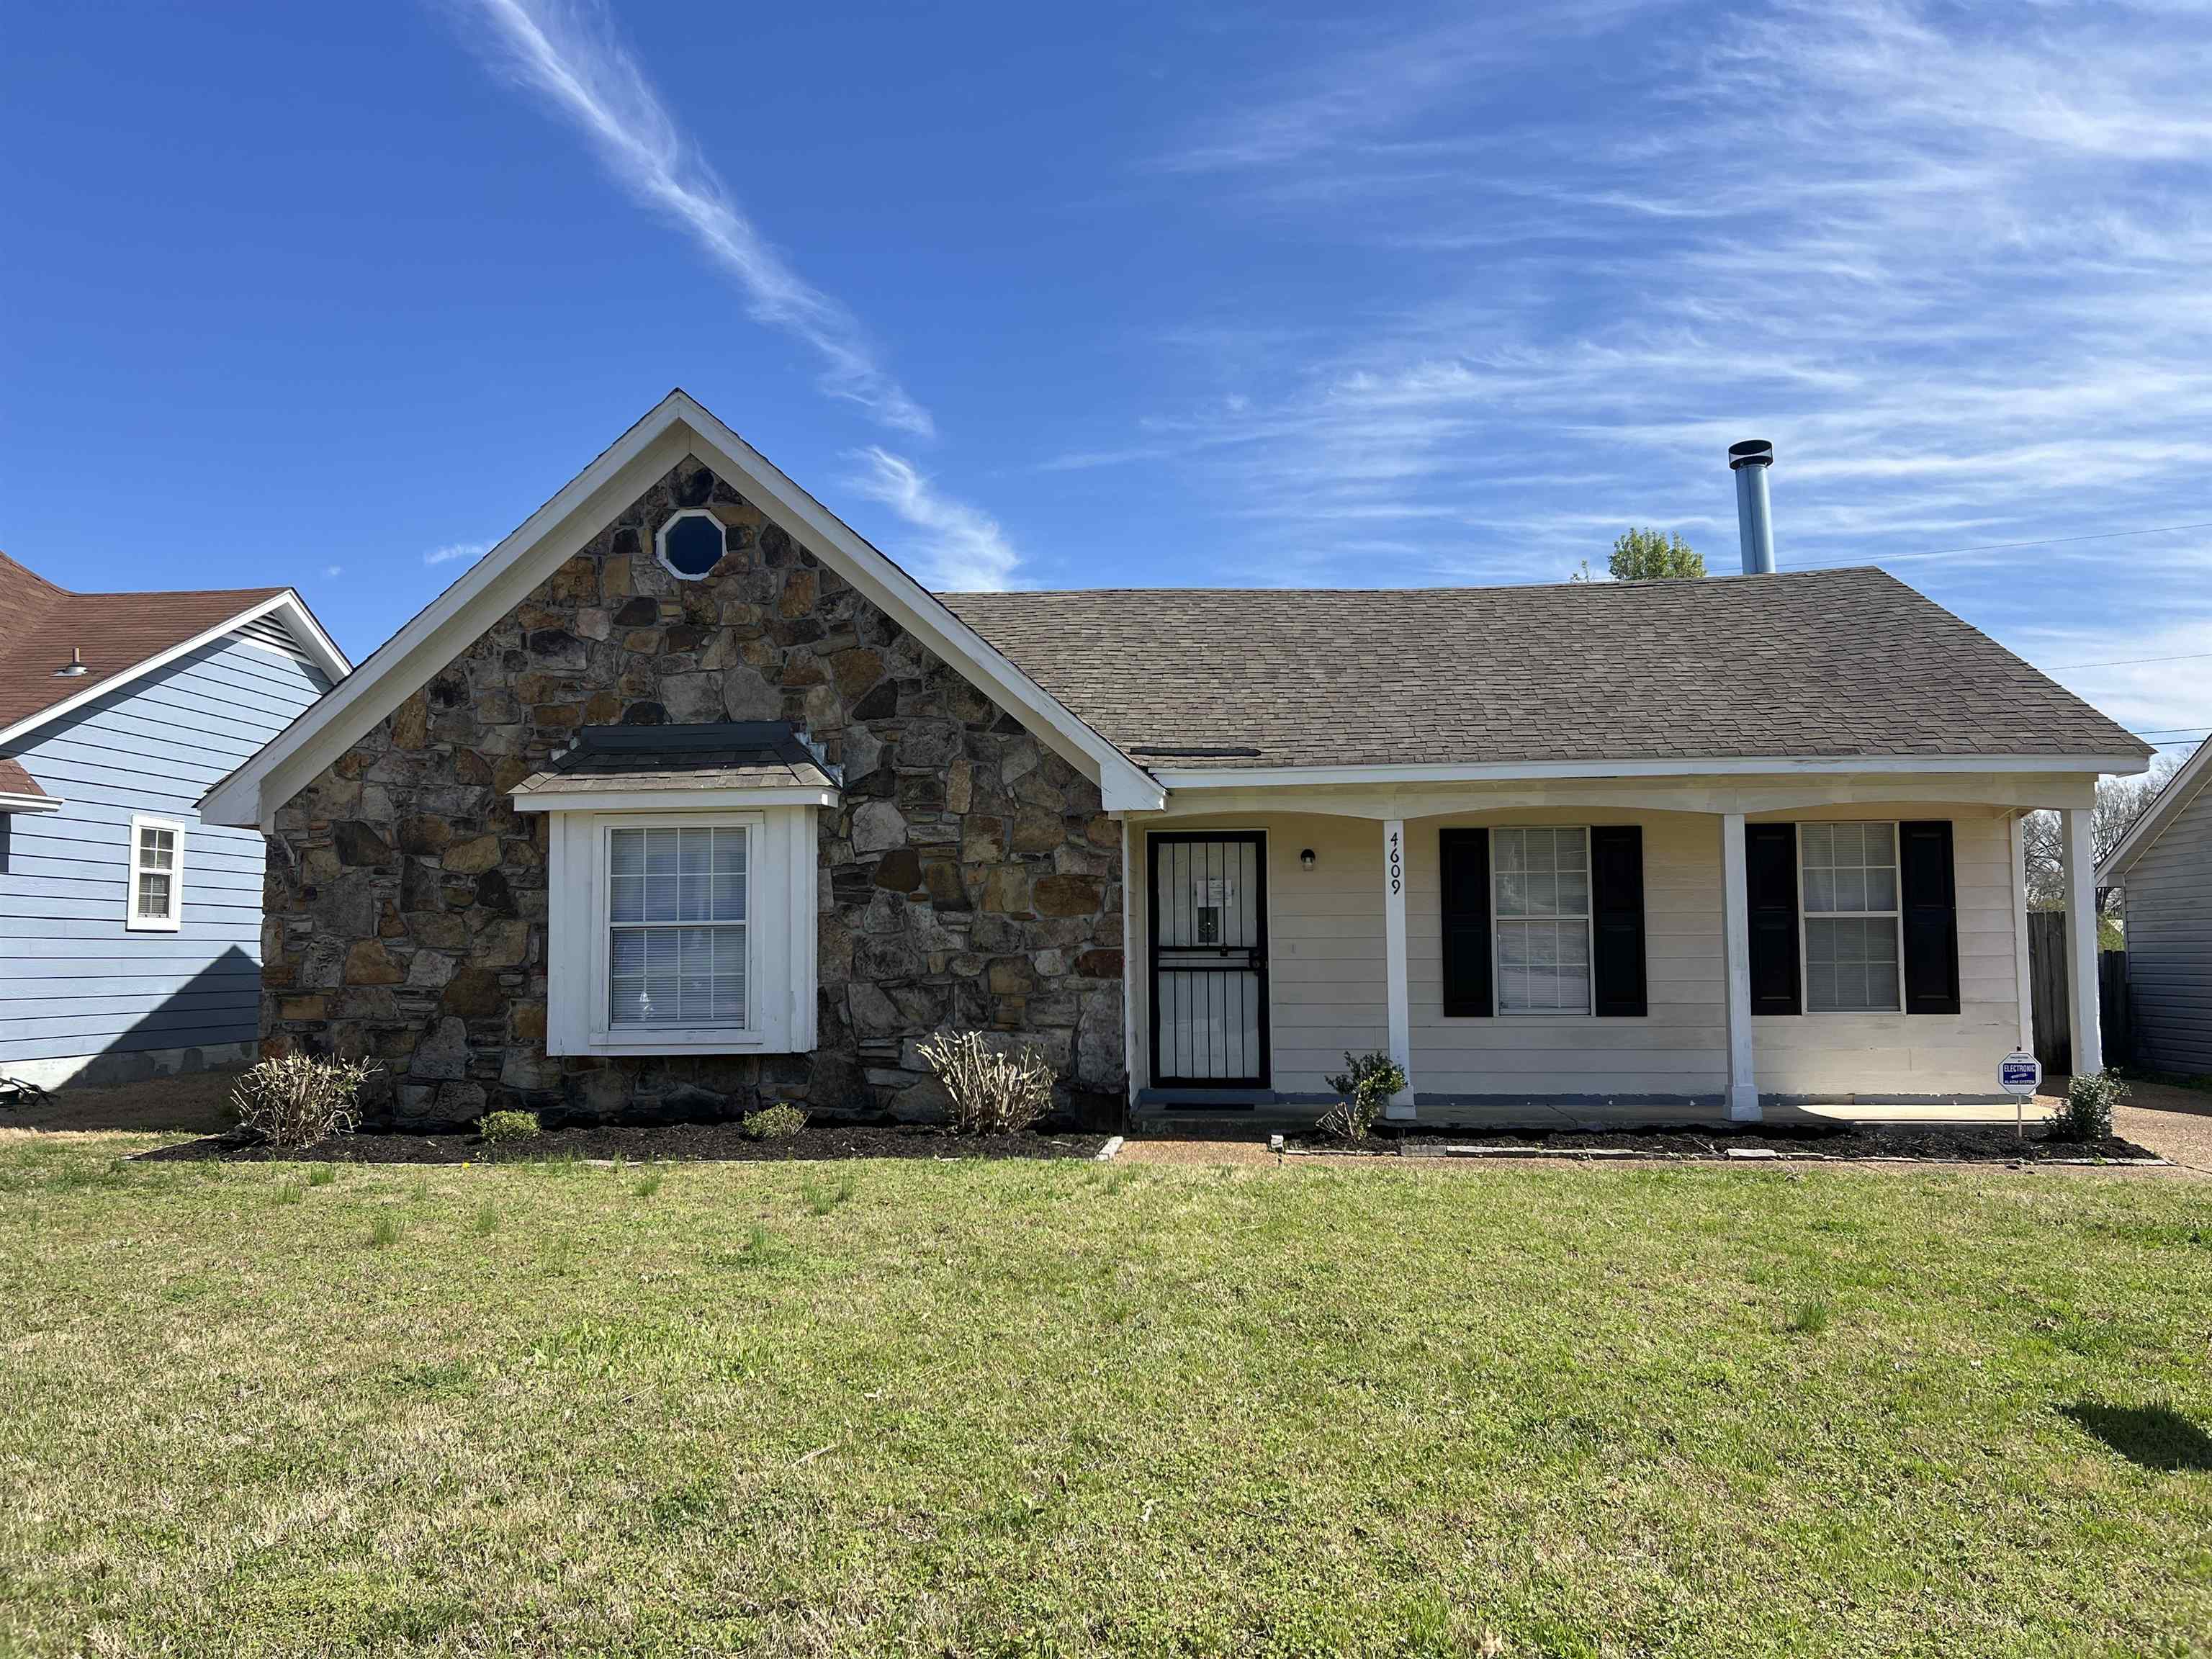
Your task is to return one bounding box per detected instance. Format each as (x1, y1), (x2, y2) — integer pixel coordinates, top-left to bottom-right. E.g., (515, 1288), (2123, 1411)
(2062, 805), (2103, 1077)
(2009, 812), (2035, 1056)
(1720, 811), (1761, 1121)
(1382, 818), (1415, 1115)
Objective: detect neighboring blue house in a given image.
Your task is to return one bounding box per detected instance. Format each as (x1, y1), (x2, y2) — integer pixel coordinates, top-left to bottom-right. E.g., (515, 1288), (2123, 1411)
(0, 552), (348, 1089)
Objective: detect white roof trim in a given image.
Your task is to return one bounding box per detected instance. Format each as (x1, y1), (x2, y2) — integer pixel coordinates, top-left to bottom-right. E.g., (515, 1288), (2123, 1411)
(199, 390), (1165, 828)
(0, 590), (350, 752)
(512, 785), (840, 813)
(0, 790), (63, 814)
(2098, 734), (2212, 883)
(1152, 752), (2152, 791)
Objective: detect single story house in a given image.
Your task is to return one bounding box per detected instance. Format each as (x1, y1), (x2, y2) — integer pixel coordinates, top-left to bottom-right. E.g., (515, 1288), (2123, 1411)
(1, 552), (346, 1089)
(2098, 735), (2212, 1076)
(199, 390), (2145, 1128)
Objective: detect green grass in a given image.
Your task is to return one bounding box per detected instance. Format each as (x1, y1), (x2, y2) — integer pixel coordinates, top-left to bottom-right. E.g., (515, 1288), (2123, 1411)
(2, 1136), (2211, 1655)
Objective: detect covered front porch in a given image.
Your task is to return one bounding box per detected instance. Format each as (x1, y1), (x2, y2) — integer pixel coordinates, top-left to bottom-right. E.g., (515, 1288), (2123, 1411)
(1118, 769), (2107, 1129)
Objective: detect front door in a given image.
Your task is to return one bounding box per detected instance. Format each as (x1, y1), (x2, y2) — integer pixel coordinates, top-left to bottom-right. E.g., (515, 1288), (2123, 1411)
(1148, 832), (1269, 1087)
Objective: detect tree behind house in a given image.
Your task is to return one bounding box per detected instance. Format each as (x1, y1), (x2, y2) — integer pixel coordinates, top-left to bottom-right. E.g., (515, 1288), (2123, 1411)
(2023, 757), (2180, 946)
(1609, 528), (1706, 581)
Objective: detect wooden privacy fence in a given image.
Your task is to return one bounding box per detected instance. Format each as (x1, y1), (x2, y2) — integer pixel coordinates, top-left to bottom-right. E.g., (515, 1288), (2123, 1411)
(2024, 909), (2132, 1074)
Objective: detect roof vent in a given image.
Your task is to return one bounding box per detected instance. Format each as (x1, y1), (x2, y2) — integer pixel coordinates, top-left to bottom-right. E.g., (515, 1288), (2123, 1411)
(53, 647), (89, 678)
(1728, 439), (1776, 575)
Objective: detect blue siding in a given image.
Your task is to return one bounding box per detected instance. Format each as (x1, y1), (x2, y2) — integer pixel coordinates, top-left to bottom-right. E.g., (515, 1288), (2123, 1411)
(0, 631), (331, 1066)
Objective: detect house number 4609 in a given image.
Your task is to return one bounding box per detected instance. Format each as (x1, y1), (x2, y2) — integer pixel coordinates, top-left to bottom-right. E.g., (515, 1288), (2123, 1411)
(1388, 831), (1402, 896)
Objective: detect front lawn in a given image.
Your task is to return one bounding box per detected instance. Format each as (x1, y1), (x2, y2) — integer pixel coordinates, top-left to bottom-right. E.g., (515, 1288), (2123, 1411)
(2, 1136), (2208, 1656)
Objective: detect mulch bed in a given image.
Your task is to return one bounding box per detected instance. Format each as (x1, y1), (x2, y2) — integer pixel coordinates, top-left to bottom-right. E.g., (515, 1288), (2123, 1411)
(140, 1123), (1111, 1166)
(1285, 1123), (2160, 1164)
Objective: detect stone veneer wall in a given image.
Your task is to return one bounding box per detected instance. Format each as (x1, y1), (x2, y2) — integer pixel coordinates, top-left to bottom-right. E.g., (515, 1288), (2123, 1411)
(262, 457), (1125, 1128)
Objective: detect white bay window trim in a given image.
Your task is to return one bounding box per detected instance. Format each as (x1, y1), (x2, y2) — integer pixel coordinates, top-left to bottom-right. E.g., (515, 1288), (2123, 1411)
(546, 805), (818, 1056)
(125, 813), (187, 932)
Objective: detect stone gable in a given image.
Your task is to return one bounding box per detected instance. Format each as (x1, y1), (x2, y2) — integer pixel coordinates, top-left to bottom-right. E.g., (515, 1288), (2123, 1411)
(263, 457), (1125, 1127)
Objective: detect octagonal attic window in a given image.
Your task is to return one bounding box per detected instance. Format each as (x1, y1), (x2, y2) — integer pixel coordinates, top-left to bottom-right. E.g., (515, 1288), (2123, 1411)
(655, 510), (726, 580)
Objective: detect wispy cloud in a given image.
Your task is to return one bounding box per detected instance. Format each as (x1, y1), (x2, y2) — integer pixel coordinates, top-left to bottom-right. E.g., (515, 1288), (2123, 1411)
(452, 0), (931, 437)
(1088, 1), (2212, 709)
(423, 541), (489, 567)
(845, 449), (1019, 592)
(322, 564), (343, 580)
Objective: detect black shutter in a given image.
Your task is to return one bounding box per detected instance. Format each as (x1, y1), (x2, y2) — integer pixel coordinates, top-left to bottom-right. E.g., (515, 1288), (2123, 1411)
(1590, 826), (1647, 1017)
(1899, 820), (1961, 1015)
(1745, 822), (1801, 1015)
(1439, 828), (1493, 1017)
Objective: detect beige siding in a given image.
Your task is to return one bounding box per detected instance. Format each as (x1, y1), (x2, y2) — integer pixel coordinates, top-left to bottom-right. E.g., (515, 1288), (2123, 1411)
(1131, 814), (1386, 1093)
(1753, 806), (2023, 1097)
(1136, 804), (2025, 1102)
(1408, 810), (1730, 1097)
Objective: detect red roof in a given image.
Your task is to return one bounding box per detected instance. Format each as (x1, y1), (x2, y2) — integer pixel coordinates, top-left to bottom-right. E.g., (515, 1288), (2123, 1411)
(0, 550), (289, 737)
(0, 755), (48, 801)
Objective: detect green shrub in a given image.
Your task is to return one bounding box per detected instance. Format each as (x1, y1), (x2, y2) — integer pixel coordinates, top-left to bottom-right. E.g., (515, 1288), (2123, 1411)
(2051, 1070), (2129, 1142)
(1320, 1050), (1408, 1141)
(230, 1054), (379, 1148)
(479, 1110), (541, 1145)
(742, 1104), (809, 1141)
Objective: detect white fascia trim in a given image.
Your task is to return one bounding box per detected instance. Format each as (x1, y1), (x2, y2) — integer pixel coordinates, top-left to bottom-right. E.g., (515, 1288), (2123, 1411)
(1152, 752), (2152, 791)
(2098, 735), (2212, 884)
(669, 395), (1164, 813)
(0, 791), (63, 814)
(200, 410), (696, 829)
(199, 390), (1166, 828)
(513, 786), (840, 814)
(0, 590), (350, 754)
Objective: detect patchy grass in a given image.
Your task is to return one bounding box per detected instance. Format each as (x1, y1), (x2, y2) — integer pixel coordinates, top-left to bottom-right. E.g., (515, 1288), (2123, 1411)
(1, 1135), (2210, 1655)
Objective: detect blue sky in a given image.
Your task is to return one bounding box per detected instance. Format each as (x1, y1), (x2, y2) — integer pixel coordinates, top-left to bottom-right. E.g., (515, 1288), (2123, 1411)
(4, 1), (2208, 755)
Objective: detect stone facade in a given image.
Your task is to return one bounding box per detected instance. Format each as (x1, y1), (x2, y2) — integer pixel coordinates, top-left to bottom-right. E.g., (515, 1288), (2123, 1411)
(262, 457), (1125, 1128)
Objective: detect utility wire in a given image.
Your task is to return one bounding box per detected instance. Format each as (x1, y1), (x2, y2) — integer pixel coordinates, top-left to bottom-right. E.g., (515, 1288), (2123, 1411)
(1869, 518), (2212, 565)
(2048, 650), (2212, 671)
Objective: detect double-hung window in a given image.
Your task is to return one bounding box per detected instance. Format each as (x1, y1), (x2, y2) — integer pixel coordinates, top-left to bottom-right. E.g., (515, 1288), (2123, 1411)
(125, 814), (186, 932)
(1799, 822), (1901, 1012)
(1493, 827), (1591, 1015)
(607, 824), (749, 1030)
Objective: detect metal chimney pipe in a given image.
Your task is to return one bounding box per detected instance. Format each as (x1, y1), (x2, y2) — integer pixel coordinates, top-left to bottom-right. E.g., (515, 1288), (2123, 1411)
(1729, 439), (1776, 574)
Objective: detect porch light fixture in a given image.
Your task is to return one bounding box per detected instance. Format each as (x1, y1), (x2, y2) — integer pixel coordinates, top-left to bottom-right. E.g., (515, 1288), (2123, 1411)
(1300, 848), (1316, 870)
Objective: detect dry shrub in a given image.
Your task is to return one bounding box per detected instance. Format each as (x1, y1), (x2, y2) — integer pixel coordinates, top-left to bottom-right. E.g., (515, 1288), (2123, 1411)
(230, 1054), (379, 1148)
(915, 1030), (1055, 1135)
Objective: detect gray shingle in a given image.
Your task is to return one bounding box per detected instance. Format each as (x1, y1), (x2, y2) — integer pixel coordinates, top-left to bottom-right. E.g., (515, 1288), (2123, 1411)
(511, 721), (836, 796)
(938, 567), (2146, 770)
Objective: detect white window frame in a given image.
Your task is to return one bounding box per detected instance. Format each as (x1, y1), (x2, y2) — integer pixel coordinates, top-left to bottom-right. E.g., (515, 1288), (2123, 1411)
(125, 813), (187, 932)
(1796, 820), (1905, 1015)
(544, 805), (818, 1056)
(1491, 824), (1593, 1018)
(601, 818), (755, 1037)
(654, 508), (726, 582)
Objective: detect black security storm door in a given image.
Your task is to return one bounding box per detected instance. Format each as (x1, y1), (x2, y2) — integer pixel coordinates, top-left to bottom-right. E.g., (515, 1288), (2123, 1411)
(1148, 832), (1269, 1087)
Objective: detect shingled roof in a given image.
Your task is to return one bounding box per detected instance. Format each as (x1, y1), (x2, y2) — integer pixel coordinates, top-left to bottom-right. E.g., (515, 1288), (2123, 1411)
(511, 722), (837, 800)
(938, 567), (2146, 772)
(0, 550), (293, 739)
